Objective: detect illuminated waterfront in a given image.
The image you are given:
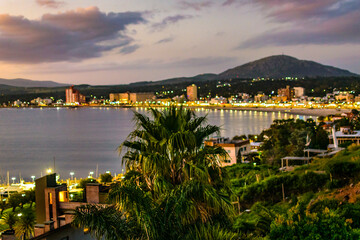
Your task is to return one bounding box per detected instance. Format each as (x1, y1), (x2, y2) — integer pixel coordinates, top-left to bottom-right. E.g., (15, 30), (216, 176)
(0, 107), (313, 179)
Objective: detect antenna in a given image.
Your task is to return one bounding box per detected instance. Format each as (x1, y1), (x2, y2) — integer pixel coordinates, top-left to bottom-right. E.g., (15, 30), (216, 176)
(96, 164), (99, 178)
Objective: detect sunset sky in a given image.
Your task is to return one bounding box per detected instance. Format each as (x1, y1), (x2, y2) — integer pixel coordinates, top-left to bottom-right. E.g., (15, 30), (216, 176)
(0, 0), (359, 85)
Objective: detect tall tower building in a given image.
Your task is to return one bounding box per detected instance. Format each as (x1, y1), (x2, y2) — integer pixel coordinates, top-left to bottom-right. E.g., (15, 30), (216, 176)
(65, 86), (86, 104)
(187, 84), (198, 101)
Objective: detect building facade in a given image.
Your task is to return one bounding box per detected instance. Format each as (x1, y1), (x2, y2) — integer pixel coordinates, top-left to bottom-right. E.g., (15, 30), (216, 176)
(277, 85), (294, 101)
(65, 86), (86, 104)
(204, 137), (250, 166)
(293, 87), (305, 98)
(109, 92), (154, 103)
(187, 84), (198, 101)
(32, 174), (108, 240)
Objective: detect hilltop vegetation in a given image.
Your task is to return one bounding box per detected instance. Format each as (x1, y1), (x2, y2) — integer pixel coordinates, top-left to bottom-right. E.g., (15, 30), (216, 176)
(226, 145), (360, 239)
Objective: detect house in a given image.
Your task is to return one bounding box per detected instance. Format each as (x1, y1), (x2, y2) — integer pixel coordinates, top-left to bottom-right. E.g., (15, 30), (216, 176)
(29, 174), (109, 240)
(204, 137), (250, 166)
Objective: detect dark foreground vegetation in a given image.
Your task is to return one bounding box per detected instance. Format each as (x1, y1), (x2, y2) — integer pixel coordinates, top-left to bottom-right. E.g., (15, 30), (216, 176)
(73, 106), (360, 239)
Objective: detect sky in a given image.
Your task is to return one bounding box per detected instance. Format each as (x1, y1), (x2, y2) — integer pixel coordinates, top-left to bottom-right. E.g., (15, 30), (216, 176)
(0, 0), (359, 85)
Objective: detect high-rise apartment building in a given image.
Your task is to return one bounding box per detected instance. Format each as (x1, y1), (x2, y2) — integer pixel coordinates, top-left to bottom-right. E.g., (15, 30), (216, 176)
(65, 86), (86, 104)
(277, 85), (294, 101)
(293, 87), (305, 98)
(186, 84), (198, 101)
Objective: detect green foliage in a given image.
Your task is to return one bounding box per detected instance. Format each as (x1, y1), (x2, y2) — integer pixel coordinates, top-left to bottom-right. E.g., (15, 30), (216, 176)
(100, 173), (113, 183)
(270, 204), (355, 240)
(14, 208), (36, 240)
(72, 205), (137, 240)
(237, 171), (328, 206)
(79, 178), (98, 189)
(259, 119), (316, 165)
(1, 212), (17, 230)
(225, 164), (278, 188)
(8, 193), (22, 212)
(74, 106), (236, 239)
(0, 198), (8, 215)
(326, 161), (360, 186)
(24, 190), (35, 208)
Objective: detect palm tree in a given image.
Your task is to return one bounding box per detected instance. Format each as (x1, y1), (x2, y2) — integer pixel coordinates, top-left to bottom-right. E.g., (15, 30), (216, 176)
(1, 212), (18, 230)
(14, 209), (36, 240)
(74, 106), (236, 239)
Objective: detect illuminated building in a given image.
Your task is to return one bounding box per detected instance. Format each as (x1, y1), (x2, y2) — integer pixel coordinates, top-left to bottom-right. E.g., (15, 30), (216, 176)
(109, 92), (154, 103)
(186, 84), (198, 101)
(277, 85), (294, 101)
(33, 174), (107, 240)
(204, 137), (250, 166)
(65, 86), (86, 104)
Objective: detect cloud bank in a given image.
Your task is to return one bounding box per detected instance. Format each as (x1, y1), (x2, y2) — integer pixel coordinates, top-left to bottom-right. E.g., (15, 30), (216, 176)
(235, 0), (360, 47)
(36, 0), (64, 8)
(152, 15), (193, 30)
(178, 1), (213, 10)
(0, 7), (145, 63)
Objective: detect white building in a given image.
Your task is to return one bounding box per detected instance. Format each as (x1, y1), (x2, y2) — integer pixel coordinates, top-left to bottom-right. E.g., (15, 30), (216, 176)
(293, 87), (305, 98)
(205, 137), (251, 166)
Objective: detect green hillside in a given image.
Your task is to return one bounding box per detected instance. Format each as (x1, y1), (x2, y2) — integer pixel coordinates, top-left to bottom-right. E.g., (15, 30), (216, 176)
(226, 145), (360, 239)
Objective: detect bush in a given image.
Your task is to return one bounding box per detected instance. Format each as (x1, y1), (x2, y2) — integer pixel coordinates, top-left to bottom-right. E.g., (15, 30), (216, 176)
(308, 199), (339, 213)
(326, 161), (359, 182)
(100, 173), (113, 183)
(238, 172), (328, 206)
(79, 178), (98, 189)
(270, 206), (355, 240)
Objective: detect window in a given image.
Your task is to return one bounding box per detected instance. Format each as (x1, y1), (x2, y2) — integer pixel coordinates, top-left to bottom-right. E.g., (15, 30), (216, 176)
(59, 191), (68, 202)
(48, 193), (52, 205)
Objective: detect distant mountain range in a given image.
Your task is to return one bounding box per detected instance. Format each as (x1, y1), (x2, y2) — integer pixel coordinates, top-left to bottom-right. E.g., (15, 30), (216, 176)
(136, 55), (358, 86)
(218, 55), (358, 79)
(0, 55), (358, 88)
(0, 78), (69, 88)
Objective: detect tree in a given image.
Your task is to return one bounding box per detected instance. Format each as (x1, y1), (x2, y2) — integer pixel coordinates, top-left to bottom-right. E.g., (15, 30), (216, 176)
(315, 128), (330, 150)
(1, 212), (18, 230)
(351, 109), (359, 116)
(8, 193), (22, 212)
(0, 198), (8, 215)
(14, 209), (36, 240)
(74, 106), (235, 239)
(79, 178), (98, 189)
(24, 190), (35, 208)
(100, 173), (113, 183)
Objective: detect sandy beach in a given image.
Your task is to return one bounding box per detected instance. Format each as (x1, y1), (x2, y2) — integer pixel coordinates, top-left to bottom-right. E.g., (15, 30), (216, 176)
(183, 106), (350, 117)
(2, 105), (351, 117)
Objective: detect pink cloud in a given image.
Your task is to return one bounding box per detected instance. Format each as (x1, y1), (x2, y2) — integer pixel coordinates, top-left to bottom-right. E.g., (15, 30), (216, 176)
(0, 7), (145, 63)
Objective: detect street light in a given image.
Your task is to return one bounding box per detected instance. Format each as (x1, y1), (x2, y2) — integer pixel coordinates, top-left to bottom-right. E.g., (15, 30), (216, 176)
(31, 176), (35, 182)
(11, 177), (16, 184)
(70, 172), (74, 180)
(47, 169), (52, 174)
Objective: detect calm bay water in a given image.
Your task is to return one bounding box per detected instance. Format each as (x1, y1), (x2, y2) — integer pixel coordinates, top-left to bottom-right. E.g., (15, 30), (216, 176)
(0, 107), (313, 180)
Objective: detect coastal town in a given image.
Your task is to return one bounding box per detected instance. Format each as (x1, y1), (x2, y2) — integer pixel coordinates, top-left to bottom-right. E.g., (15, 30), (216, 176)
(4, 84), (360, 117)
(1, 88), (360, 238)
(1, 0), (360, 239)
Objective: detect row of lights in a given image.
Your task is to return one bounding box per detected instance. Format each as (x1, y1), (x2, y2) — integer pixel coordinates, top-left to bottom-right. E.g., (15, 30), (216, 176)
(10, 169), (114, 184)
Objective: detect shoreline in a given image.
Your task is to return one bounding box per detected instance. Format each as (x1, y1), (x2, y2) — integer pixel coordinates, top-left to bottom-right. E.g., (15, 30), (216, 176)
(1, 105), (350, 116)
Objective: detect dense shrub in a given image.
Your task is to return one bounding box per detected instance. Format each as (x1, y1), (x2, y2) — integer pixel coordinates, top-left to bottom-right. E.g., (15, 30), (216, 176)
(237, 172), (328, 206)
